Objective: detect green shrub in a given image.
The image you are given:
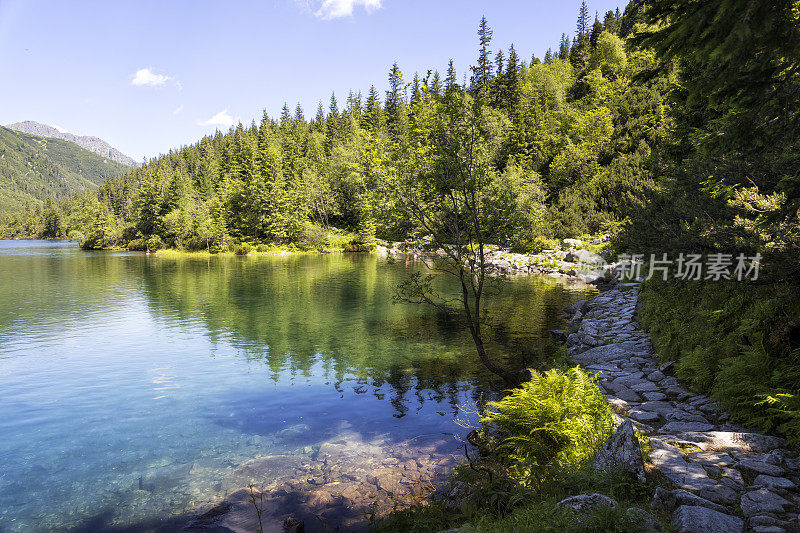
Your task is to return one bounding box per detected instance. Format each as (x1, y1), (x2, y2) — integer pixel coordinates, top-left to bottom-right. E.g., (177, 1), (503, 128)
(233, 242), (252, 255)
(481, 367), (613, 485)
(640, 278), (800, 442)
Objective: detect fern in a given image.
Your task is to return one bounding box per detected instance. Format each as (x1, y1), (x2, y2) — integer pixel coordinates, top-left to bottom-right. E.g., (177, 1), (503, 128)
(481, 367), (613, 486)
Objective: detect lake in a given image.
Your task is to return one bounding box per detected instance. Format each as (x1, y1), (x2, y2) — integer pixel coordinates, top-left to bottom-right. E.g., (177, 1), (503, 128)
(0, 240), (592, 532)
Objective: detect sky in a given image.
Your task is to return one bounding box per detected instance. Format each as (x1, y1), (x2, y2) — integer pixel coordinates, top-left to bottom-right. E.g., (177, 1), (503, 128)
(0, 0), (624, 162)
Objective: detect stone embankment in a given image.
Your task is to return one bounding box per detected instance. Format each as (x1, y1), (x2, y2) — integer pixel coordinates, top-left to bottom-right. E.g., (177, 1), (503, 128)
(565, 281), (800, 533)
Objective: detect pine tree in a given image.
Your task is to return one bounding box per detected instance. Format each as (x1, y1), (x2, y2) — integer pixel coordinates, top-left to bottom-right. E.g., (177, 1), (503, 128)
(471, 16), (494, 92)
(364, 84), (382, 132)
(572, 1), (590, 67)
(603, 10), (617, 32)
(559, 33), (569, 59)
(279, 103), (292, 130)
(544, 48), (553, 64)
(445, 59), (458, 92)
(386, 62), (406, 139)
(590, 15), (603, 49)
(495, 49), (505, 78)
(294, 103), (305, 124)
(430, 70), (442, 95)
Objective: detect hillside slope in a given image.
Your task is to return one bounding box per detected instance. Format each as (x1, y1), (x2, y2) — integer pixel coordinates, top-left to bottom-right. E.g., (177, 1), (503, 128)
(0, 126), (129, 214)
(6, 121), (138, 167)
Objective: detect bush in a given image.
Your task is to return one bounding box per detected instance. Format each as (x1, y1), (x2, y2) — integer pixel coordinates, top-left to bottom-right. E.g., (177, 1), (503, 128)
(481, 367), (613, 485)
(145, 235), (164, 251)
(233, 242), (252, 255)
(639, 278), (800, 442)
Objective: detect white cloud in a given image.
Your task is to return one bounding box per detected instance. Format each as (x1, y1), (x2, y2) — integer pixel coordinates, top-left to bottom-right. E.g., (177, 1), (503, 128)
(173, 104), (184, 115)
(131, 68), (172, 87)
(301, 0), (382, 19)
(197, 109), (235, 128)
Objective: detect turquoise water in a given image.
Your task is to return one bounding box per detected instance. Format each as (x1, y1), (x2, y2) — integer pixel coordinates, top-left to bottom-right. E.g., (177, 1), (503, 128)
(0, 241), (592, 532)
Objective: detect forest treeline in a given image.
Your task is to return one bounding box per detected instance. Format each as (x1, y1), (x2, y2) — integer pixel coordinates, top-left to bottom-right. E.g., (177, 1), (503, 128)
(1, 5), (657, 253)
(2, 1), (800, 437)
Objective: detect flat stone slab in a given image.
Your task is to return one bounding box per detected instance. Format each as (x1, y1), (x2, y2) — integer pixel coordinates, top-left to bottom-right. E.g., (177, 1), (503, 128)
(673, 432), (786, 453)
(671, 505), (744, 533)
(661, 421), (715, 433)
(753, 474), (796, 490)
(740, 488), (790, 517)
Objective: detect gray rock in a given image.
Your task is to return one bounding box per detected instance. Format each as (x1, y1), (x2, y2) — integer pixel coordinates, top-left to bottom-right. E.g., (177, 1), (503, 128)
(736, 458), (786, 477)
(650, 446), (716, 491)
(750, 527), (786, 533)
(750, 515), (791, 528)
(562, 238), (582, 249)
(629, 409), (661, 423)
(740, 488), (790, 517)
(593, 420), (646, 483)
(648, 370), (666, 382)
(670, 489), (728, 513)
(440, 481), (473, 513)
(557, 493), (617, 512)
(651, 486), (677, 511)
(661, 421), (715, 433)
(644, 391), (668, 401)
(671, 505), (744, 533)
(753, 474), (796, 490)
(698, 483), (739, 505)
(673, 432), (786, 453)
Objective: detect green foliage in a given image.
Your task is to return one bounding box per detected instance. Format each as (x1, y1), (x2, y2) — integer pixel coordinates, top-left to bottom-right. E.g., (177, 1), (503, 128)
(481, 367), (613, 485)
(0, 126), (127, 215)
(640, 278), (800, 442)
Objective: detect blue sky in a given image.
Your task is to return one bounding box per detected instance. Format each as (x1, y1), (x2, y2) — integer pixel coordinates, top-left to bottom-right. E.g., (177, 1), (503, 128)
(0, 0), (623, 161)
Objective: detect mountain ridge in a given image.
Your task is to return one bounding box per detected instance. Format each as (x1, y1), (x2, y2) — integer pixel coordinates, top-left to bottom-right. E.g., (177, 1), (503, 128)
(0, 126), (129, 214)
(6, 121), (138, 168)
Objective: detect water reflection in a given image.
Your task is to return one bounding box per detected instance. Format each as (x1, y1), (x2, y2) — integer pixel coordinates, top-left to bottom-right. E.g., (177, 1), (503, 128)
(0, 243), (593, 532)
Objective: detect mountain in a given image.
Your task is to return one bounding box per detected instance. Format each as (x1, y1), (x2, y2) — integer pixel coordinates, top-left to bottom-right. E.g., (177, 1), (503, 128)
(0, 126), (129, 214)
(6, 121), (138, 168)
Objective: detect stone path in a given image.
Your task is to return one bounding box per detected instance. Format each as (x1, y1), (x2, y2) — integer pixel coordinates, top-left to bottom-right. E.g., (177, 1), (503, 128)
(566, 281), (800, 533)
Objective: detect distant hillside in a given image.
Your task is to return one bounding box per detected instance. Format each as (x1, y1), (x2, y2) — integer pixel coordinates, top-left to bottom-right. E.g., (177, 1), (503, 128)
(6, 121), (138, 167)
(0, 126), (129, 214)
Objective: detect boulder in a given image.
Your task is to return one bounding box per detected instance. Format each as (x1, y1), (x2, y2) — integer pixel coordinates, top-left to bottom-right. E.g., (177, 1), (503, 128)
(563, 238), (582, 249)
(593, 420), (646, 483)
(671, 505), (744, 533)
(557, 493), (617, 513)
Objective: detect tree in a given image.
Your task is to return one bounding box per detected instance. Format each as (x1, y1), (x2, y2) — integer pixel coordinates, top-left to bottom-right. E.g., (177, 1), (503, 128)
(590, 16), (603, 48)
(385, 62), (406, 139)
(374, 89), (520, 385)
(470, 16), (494, 92)
(445, 59), (458, 93)
(364, 85), (383, 132)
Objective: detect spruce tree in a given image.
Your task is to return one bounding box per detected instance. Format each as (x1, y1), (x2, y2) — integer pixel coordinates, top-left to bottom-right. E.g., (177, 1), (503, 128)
(386, 62), (406, 139)
(445, 59), (458, 92)
(471, 16), (494, 92)
(590, 16), (603, 49)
